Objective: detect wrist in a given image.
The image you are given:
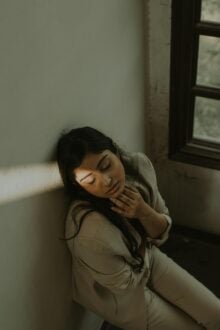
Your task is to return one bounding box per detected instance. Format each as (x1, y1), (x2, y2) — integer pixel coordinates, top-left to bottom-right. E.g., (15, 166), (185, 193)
(137, 203), (168, 239)
(138, 202), (156, 222)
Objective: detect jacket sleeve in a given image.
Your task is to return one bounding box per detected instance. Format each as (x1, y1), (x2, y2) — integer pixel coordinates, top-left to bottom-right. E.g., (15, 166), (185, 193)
(75, 237), (149, 294)
(137, 152), (172, 247)
(148, 189), (172, 246)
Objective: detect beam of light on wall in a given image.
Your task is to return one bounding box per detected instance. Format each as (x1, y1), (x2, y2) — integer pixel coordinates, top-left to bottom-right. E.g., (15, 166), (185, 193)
(0, 162), (64, 205)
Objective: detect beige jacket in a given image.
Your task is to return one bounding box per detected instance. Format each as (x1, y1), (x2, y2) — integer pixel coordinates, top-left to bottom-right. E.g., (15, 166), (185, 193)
(65, 152), (172, 330)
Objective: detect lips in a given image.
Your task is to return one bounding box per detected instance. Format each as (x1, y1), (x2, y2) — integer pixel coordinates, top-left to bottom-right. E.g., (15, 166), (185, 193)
(107, 181), (119, 193)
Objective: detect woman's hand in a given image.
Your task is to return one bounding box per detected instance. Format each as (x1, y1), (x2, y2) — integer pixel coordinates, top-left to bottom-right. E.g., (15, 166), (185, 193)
(109, 183), (153, 220)
(110, 183), (169, 239)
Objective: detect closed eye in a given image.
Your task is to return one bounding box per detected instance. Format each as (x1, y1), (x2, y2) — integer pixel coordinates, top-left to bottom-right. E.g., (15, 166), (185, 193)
(87, 178), (96, 185)
(100, 163), (110, 171)
(86, 162), (111, 184)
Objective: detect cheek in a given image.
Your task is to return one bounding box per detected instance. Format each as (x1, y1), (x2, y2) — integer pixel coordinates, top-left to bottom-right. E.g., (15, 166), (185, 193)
(84, 183), (100, 194)
(84, 185), (96, 193)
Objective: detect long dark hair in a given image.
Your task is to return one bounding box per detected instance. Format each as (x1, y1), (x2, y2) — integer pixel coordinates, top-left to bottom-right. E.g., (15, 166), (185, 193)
(56, 126), (147, 273)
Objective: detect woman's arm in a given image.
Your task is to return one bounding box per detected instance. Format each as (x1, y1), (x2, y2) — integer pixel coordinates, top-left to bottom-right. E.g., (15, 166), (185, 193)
(137, 204), (169, 239)
(110, 152), (172, 246)
(136, 152), (172, 245)
(111, 184), (170, 242)
(75, 236), (149, 292)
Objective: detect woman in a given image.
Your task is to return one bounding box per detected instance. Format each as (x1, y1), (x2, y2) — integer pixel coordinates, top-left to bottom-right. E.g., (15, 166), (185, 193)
(57, 126), (220, 330)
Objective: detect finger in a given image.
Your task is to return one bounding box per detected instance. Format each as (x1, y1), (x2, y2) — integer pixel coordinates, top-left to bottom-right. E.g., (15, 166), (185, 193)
(123, 187), (138, 200)
(125, 184), (139, 193)
(110, 198), (126, 209)
(111, 204), (128, 214)
(111, 206), (124, 214)
(117, 194), (134, 206)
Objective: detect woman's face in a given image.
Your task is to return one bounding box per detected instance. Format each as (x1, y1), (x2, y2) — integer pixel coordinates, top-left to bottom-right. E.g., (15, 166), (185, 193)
(73, 149), (125, 198)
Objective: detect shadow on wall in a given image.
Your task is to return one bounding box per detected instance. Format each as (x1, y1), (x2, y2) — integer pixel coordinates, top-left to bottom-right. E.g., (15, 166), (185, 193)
(28, 188), (75, 328)
(29, 187), (103, 329)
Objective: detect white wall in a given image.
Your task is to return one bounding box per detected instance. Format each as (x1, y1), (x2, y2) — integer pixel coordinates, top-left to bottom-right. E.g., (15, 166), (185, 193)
(0, 1), (146, 329)
(145, 0), (220, 236)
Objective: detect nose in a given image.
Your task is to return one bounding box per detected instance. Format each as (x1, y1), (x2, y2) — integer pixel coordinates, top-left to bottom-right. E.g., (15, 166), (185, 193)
(103, 174), (113, 186)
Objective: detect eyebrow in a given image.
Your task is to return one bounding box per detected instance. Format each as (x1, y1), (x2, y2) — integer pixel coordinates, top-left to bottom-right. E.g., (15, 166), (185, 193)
(79, 154), (108, 182)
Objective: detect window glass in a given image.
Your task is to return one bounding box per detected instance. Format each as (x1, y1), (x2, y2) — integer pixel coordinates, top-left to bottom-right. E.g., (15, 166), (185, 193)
(193, 97), (220, 143)
(201, 0), (220, 23)
(196, 35), (220, 89)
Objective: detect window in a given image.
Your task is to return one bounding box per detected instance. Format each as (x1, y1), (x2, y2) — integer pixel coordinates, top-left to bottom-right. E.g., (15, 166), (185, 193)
(169, 0), (220, 170)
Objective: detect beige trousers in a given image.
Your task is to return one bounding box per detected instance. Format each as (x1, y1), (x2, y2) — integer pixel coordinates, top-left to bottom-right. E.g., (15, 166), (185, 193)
(144, 245), (220, 330)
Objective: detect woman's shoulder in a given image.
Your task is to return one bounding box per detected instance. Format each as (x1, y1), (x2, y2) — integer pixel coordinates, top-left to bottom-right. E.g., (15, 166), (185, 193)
(123, 151), (157, 193)
(123, 151), (155, 175)
(122, 150), (152, 167)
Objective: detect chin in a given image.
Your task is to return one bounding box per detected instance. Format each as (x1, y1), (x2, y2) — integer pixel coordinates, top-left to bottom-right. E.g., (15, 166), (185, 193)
(104, 179), (125, 198)
(114, 182), (124, 196)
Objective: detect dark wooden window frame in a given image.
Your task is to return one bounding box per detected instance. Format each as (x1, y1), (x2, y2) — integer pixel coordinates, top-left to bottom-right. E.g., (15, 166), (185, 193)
(169, 0), (220, 170)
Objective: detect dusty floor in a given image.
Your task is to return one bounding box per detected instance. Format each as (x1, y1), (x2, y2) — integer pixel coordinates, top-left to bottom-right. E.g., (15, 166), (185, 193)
(101, 225), (220, 330)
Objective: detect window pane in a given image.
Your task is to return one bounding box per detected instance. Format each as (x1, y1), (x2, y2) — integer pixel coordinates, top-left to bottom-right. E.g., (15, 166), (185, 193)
(201, 0), (220, 23)
(193, 97), (220, 143)
(196, 36), (220, 89)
